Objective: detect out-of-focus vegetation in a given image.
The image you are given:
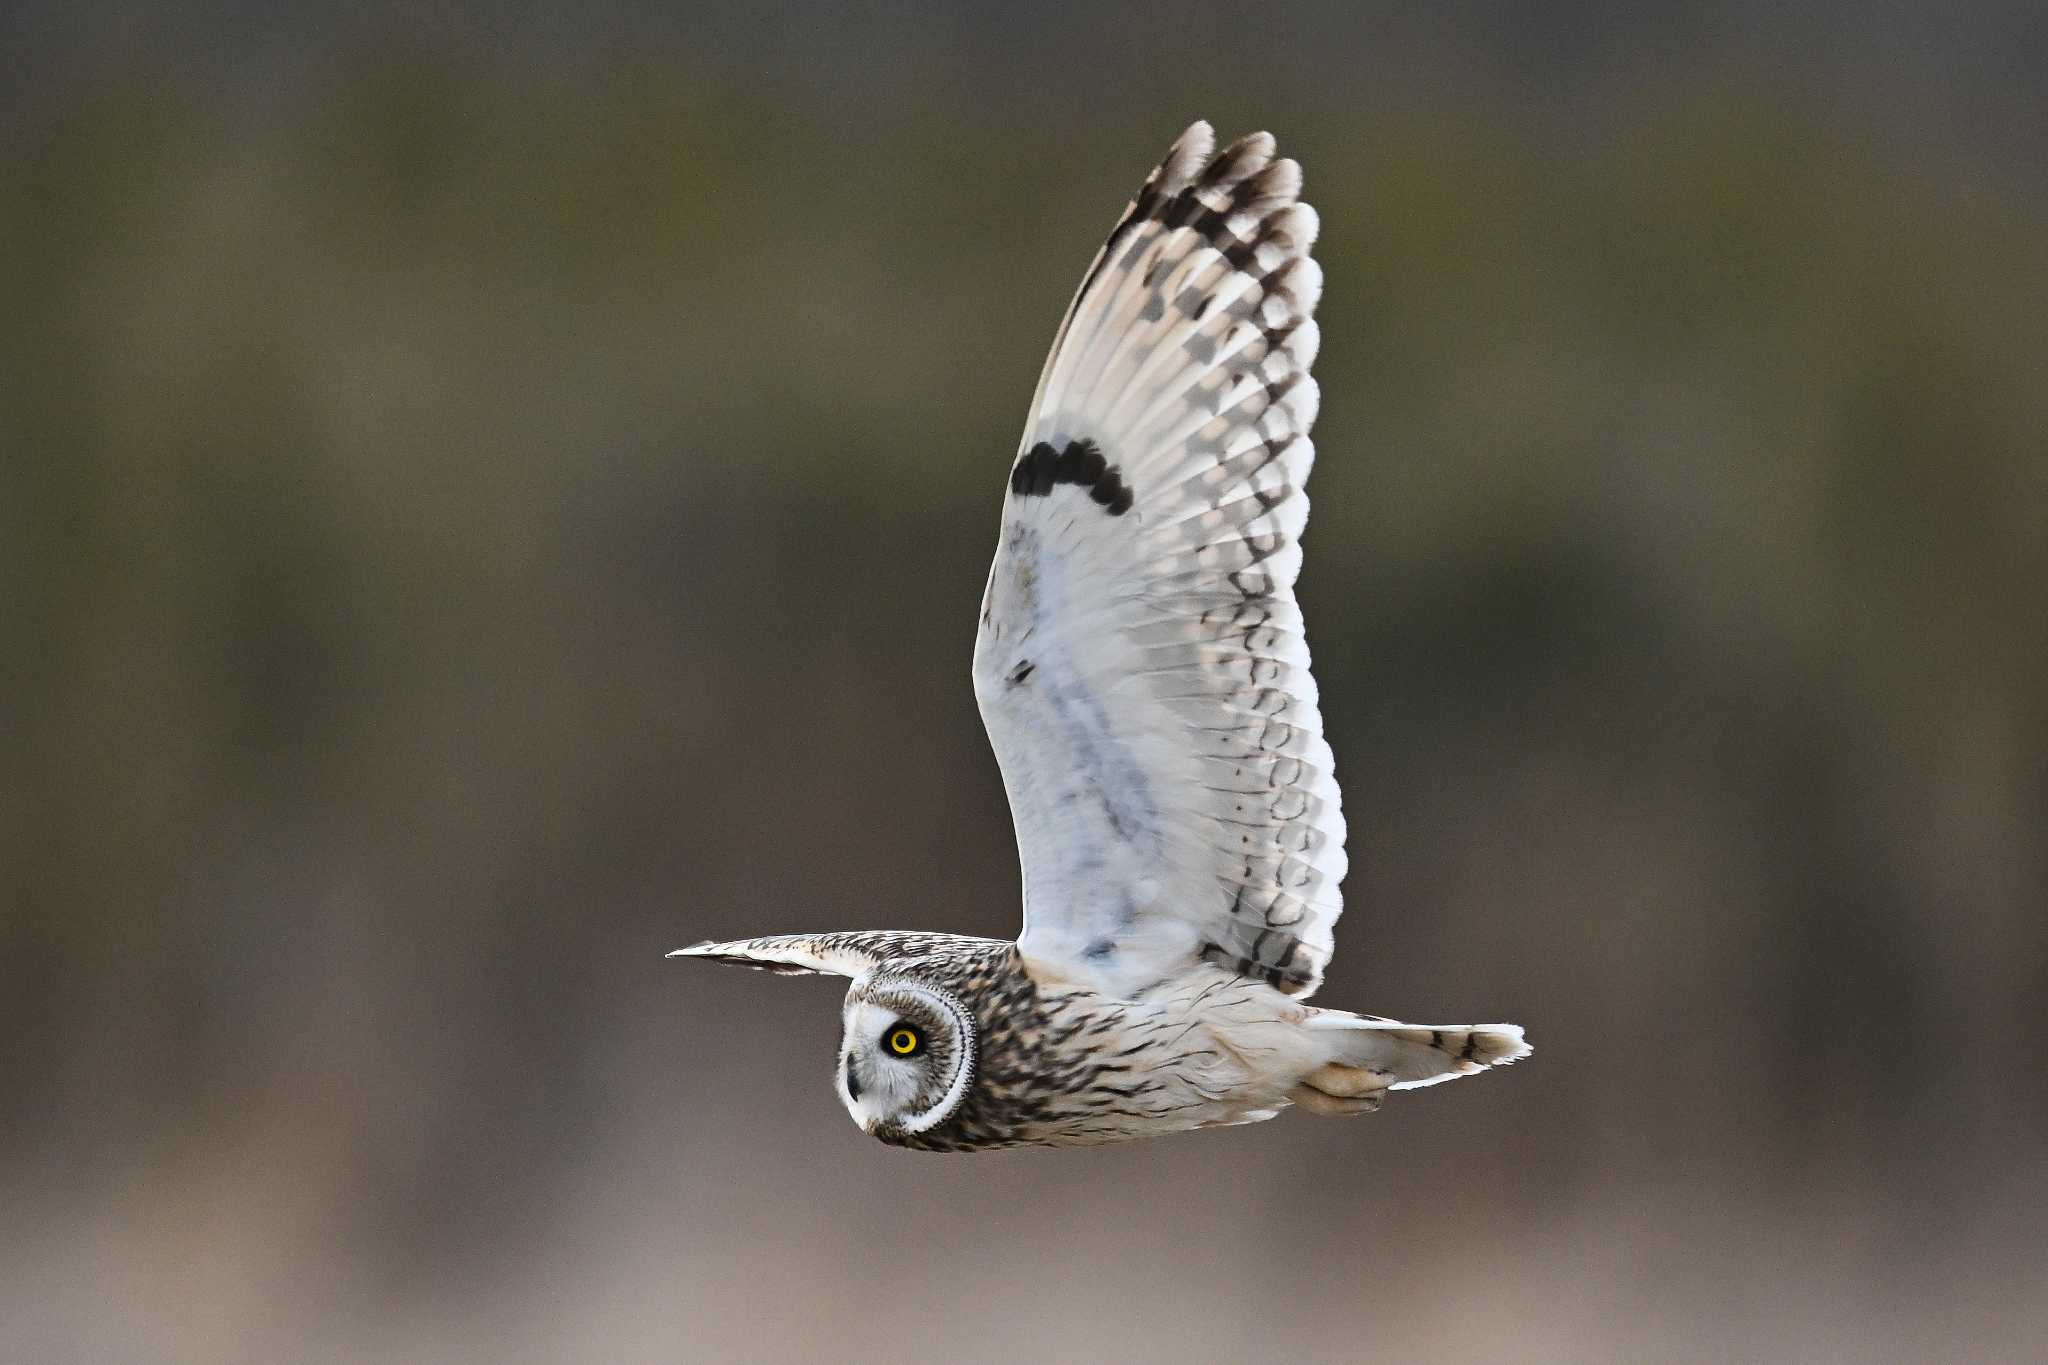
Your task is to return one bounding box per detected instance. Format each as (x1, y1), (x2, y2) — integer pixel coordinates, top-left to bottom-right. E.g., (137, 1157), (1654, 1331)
(4, 7), (2045, 1361)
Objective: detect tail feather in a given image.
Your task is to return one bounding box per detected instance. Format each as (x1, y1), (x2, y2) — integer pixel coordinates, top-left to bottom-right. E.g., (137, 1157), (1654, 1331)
(1305, 1012), (1531, 1091)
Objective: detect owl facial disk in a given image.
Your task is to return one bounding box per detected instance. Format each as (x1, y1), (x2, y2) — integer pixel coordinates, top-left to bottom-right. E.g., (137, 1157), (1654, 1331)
(836, 979), (975, 1137)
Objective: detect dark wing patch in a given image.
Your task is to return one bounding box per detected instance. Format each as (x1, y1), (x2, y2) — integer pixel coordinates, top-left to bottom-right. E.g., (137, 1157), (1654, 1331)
(1009, 438), (1134, 515)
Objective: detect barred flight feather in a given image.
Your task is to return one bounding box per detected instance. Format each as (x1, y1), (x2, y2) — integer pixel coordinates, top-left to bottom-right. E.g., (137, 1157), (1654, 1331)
(974, 121), (1346, 1000)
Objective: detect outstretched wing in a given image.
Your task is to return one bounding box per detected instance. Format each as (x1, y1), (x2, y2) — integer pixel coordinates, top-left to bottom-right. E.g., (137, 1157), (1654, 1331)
(669, 931), (1000, 978)
(973, 121), (1345, 1001)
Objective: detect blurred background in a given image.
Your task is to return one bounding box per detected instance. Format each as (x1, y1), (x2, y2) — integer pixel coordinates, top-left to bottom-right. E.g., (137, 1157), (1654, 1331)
(5, 3), (2045, 1361)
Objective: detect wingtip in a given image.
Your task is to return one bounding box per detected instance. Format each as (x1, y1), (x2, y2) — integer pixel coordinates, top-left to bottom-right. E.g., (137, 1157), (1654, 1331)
(1164, 120), (1216, 185)
(666, 942), (714, 959)
(1233, 128), (1277, 158)
(1492, 1025), (1534, 1065)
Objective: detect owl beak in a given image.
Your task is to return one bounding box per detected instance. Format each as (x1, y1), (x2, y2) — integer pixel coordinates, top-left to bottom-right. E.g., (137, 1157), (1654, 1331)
(842, 1055), (879, 1132)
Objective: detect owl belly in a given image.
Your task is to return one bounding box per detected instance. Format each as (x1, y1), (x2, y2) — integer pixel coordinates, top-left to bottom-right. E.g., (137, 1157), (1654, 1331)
(890, 968), (1321, 1152)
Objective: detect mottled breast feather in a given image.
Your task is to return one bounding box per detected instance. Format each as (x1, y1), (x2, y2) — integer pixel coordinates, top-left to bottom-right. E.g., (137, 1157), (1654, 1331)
(973, 122), (1347, 1001)
(873, 944), (1253, 1153)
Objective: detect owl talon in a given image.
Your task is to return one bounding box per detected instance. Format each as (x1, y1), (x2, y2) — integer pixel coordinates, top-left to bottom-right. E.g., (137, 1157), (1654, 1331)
(1301, 1062), (1392, 1099)
(1288, 1084), (1384, 1116)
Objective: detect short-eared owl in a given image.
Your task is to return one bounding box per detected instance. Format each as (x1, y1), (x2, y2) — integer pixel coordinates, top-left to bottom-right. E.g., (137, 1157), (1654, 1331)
(674, 122), (1529, 1151)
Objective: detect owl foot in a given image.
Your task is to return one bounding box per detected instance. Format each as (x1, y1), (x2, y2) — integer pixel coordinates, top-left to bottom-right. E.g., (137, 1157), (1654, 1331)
(1288, 1083), (1384, 1116)
(1300, 1061), (1393, 1099)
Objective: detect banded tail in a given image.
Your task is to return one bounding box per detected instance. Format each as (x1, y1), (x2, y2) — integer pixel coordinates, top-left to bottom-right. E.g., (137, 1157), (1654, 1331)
(1292, 1012), (1530, 1114)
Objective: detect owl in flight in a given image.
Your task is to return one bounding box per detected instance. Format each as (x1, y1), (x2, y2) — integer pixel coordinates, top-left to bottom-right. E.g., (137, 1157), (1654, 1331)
(674, 121), (1529, 1151)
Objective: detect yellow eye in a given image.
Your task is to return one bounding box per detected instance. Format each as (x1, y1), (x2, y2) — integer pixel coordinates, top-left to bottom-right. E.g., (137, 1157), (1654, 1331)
(886, 1026), (921, 1056)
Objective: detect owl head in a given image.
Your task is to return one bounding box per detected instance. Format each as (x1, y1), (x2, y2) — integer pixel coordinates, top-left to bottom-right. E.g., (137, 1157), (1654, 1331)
(670, 930), (988, 1141)
(835, 976), (977, 1137)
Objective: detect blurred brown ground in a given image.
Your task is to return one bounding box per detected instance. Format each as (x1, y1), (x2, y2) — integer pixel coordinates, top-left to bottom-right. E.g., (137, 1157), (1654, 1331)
(4, 5), (2046, 1362)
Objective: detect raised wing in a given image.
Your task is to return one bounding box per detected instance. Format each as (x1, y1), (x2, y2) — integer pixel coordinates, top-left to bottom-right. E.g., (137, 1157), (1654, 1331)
(973, 122), (1345, 1000)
